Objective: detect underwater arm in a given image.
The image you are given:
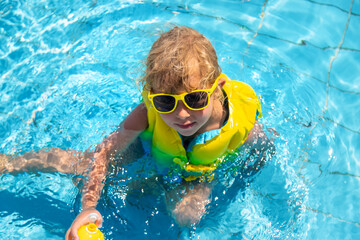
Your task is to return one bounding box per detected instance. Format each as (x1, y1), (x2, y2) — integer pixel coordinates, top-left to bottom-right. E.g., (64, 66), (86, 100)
(245, 121), (268, 145)
(82, 102), (148, 209)
(243, 121), (275, 173)
(66, 103), (148, 240)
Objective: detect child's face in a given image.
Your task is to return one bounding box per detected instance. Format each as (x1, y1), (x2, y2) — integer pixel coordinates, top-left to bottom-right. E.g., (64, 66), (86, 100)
(158, 75), (216, 137)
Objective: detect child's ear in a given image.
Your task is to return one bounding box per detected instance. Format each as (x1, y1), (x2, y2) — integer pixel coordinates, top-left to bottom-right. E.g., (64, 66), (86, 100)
(218, 77), (226, 88)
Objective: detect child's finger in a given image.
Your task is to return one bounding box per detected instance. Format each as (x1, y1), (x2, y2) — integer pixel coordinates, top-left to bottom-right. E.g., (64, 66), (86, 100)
(65, 227), (77, 240)
(70, 226), (80, 240)
(95, 213), (103, 228)
(68, 219), (85, 240)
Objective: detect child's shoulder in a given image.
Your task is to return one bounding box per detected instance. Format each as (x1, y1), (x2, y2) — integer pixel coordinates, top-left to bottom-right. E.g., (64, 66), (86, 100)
(123, 103), (148, 131)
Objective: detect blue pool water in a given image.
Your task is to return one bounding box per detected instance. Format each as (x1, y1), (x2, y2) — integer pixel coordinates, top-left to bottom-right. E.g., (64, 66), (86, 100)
(1, 0), (359, 239)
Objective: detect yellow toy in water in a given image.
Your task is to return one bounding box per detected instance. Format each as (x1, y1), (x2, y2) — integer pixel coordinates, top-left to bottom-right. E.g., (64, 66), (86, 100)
(78, 223), (104, 240)
(77, 213), (104, 240)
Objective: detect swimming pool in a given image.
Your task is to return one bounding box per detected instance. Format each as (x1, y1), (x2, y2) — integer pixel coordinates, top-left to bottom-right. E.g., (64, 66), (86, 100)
(1, 0), (359, 239)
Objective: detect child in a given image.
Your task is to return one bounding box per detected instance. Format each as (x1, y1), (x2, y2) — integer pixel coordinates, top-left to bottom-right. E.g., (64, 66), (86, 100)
(64, 26), (272, 239)
(1, 26), (271, 239)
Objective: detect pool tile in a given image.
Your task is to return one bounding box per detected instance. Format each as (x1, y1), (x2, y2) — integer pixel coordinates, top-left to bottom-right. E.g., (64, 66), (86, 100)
(325, 127), (360, 176)
(304, 209), (360, 240)
(326, 85), (360, 131)
(328, 51), (360, 93)
(312, 0), (353, 12)
(263, 0), (350, 48)
(248, 34), (335, 83)
(306, 173), (360, 225)
(352, 0), (360, 15)
(190, 0), (265, 32)
(299, 118), (359, 176)
(342, 13), (360, 50)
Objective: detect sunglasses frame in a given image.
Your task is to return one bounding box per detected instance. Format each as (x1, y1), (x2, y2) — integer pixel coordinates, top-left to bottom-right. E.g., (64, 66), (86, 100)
(148, 76), (220, 114)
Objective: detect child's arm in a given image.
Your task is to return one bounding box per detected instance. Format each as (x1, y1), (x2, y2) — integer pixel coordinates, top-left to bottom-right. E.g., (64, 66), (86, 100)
(66, 103), (148, 240)
(243, 120), (275, 172)
(82, 103), (148, 210)
(245, 120), (272, 146)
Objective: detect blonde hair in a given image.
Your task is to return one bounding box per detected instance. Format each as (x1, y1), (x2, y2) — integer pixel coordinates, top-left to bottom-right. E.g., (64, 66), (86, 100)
(139, 26), (222, 96)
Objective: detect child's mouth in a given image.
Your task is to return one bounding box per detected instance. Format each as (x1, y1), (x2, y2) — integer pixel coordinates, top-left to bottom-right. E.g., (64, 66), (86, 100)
(176, 122), (195, 129)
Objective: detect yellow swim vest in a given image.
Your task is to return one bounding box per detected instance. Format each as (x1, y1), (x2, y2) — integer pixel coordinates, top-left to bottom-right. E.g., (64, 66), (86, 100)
(140, 73), (262, 180)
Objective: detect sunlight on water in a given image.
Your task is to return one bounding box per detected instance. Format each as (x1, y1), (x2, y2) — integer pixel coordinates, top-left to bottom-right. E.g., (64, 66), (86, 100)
(0, 0), (359, 239)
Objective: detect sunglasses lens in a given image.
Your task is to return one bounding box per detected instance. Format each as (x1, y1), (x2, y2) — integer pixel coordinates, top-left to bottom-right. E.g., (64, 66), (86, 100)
(153, 95), (176, 112)
(184, 91), (208, 109)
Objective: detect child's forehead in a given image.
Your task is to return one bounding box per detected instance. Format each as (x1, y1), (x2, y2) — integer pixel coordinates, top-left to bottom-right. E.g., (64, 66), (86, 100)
(151, 63), (208, 93)
(152, 79), (202, 94)
(152, 75), (205, 94)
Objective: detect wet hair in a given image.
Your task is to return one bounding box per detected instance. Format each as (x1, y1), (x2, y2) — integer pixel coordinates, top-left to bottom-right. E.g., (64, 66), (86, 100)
(139, 26), (222, 95)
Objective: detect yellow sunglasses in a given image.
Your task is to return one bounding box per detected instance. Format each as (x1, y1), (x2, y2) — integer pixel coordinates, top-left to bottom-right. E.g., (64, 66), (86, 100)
(148, 74), (222, 114)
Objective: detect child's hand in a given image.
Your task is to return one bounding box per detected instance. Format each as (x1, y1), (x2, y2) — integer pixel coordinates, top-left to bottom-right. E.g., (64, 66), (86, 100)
(170, 183), (212, 227)
(65, 208), (103, 240)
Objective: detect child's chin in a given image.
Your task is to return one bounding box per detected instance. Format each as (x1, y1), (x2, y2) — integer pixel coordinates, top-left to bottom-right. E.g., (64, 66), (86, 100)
(177, 128), (197, 137)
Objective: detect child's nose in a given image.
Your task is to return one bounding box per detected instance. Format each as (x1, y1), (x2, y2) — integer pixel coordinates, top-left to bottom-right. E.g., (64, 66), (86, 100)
(175, 100), (191, 119)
